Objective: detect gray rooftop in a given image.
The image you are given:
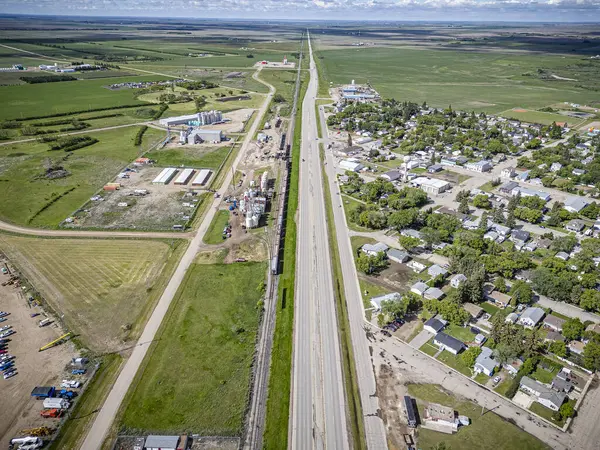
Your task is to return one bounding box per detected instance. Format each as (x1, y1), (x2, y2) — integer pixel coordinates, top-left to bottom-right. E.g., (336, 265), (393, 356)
(424, 318), (445, 333)
(428, 264), (448, 277)
(424, 287), (445, 300)
(520, 307), (545, 325)
(362, 242), (389, 254)
(144, 435), (179, 449)
(564, 197), (589, 212)
(475, 346), (499, 374)
(434, 332), (465, 353)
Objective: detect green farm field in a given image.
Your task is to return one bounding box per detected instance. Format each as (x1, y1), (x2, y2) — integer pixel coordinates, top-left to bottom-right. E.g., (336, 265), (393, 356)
(145, 144), (232, 169)
(408, 384), (550, 450)
(316, 46), (600, 113)
(0, 235), (187, 351)
(0, 126), (165, 228)
(498, 108), (585, 126)
(0, 75), (163, 120)
(120, 261), (265, 435)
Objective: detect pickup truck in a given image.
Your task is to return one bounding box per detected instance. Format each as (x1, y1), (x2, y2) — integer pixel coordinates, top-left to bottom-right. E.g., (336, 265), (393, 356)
(61, 380), (81, 389)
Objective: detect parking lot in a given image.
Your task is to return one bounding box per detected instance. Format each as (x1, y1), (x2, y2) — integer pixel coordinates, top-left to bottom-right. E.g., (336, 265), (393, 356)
(0, 264), (77, 447)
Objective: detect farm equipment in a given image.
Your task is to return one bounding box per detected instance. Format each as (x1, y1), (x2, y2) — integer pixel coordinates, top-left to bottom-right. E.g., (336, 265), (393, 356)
(39, 332), (71, 352)
(57, 389), (77, 399)
(40, 408), (63, 419)
(19, 428), (54, 438)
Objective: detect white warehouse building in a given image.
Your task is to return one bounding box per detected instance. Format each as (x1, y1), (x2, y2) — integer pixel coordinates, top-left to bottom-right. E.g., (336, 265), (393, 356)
(339, 159), (364, 172)
(410, 177), (451, 195)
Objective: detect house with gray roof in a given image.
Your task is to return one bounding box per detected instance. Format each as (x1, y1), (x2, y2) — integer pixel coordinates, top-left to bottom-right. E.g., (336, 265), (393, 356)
(387, 248), (410, 263)
(361, 242), (389, 256)
(424, 287), (445, 300)
(401, 229), (423, 240)
(520, 376), (566, 411)
(424, 317), (446, 334)
(564, 197), (589, 214)
(555, 251), (570, 261)
(551, 371), (573, 393)
(450, 274), (467, 288)
(474, 346), (499, 376)
(370, 292), (402, 311)
(433, 332), (466, 355)
(510, 229), (530, 244)
(543, 315), (566, 332)
(518, 307), (545, 328)
(381, 170), (401, 182)
(411, 281), (429, 297)
(428, 264), (448, 278)
(565, 219), (585, 233)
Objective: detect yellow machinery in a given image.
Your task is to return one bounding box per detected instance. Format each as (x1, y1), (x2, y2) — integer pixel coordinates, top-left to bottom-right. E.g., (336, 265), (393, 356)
(20, 427), (54, 437)
(39, 332), (71, 352)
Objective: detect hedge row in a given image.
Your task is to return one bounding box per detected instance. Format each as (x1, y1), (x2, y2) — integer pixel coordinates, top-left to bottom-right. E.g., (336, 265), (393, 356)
(134, 126), (148, 146)
(14, 104), (145, 122)
(20, 75), (77, 84)
(31, 113), (125, 127)
(28, 187), (76, 224)
(152, 103), (169, 120)
(48, 136), (98, 152)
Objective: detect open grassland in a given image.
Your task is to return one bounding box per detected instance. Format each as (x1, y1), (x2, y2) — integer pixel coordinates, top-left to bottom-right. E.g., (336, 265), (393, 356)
(119, 262), (265, 435)
(145, 144), (232, 169)
(203, 209), (231, 245)
(0, 126), (164, 228)
(498, 108), (586, 126)
(316, 46), (600, 113)
(0, 75), (166, 120)
(408, 384), (550, 450)
(0, 236), (187, 352)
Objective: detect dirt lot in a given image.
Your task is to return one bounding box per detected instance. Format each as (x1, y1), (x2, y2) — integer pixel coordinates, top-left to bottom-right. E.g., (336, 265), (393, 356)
(202, 108), (255, 133)
(0, 265), (77, 448)
(70, 167), (204, 230)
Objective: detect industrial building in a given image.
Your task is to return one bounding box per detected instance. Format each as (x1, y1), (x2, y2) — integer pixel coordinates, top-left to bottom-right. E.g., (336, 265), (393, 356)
(181, 128), (224, 144)
(174, 168), (195, 185)
(152, 168), (178, 185)
(410, 177), (451, 195)
(510, 186), (550, 202)
(240, 188), (267, 229)
(191, 169), (212, 186)
(339, 159), (364, 172)
(159, 110), (223, 127)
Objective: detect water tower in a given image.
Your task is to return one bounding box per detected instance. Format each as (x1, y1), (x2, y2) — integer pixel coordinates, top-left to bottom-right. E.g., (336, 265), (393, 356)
(403, 155), (411, 183)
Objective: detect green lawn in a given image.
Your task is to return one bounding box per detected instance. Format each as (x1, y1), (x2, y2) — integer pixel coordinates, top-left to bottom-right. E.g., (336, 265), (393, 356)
(481, 301), (501, 316)
(529, 400), (574, 427)
(408, 384), (550, 450)
(532, 367), (556, 384)
(203, 209), (231, 245)
(444, 324), (476, 343)
(494, 377), (514, 397)
(350, 235), (377, 257)
(359, 277), (391, 310)
(120, 262), (266, 435)
(479, 181), (497, 193)
(0, 126), (161, 228)
(420, 340), (439, 357)
(499, 108), (579, 126)
(341, 195), (372, 232)
(474, 372), (490, 385)
(0, 75), (163, 120)
(145, 145), (232, 169)
(437, 350), (472, 376)
(317, 46), (600, 114)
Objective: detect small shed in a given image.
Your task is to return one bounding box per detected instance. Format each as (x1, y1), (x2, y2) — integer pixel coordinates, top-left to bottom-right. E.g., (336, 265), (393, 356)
(144, 435), (179, 450)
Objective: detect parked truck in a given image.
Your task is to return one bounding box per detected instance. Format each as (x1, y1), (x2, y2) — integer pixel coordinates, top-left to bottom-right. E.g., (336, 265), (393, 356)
(57, 389), (77, 399)
(38, 318), (52, 327)
(42, 398), (69, 410)
(31, 387), (55, 399)
(9, 436), (43, 450)
(40, 409), (63, 419)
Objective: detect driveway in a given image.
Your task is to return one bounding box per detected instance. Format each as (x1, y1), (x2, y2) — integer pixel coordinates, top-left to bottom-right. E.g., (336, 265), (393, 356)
(409, 329), (433, 349)
(513, 391), (534, 409)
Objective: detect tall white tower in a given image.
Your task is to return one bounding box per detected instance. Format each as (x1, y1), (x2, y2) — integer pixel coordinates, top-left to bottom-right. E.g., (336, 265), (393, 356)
(403, 155), (411, 183)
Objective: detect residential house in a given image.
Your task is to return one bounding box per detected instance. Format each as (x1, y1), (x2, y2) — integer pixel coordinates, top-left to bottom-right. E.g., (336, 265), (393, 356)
(565, 219), (585, 233)
(433, 332), (466, 355)
(536, 238), (552, 250)
(572, 168), (586, 177)
(424, 287), (445, 300)
(505, 312), (519, 323)
(493, 224), (511, 236)
(516, 170), (530, 182)
(381, 170), (401, 182)
(387, 248), (410, 263)
(520, 376), (566, 411)
(424, 317), (447, 334)
(511, 186), (551, 202)
(543, 315), (565, 332)
(499, 181), (519, 194)
(568, 340), (586, 355)
(361, 242), (389, 256)
(407, 260), (427, 273)
(501, 167), (516, 178)
(550, 162), (563, 172)
(463, 303), (484, 320)
(370, 292), (402, 311)
(515, 269), (533, 283)
(564, 197), (589, 214)
(523, 241), (538, 252)
(401, 229), (423, 240)
(551, 370), (573, 393)
(423, 403), (458, 432)
(545, 331), (565, 343)
(411, 282), (429, 297)
(450, 274), (467, 288)
(503, 358), (523, 376)
(518, 307), (545, 328)
(510, 230), (530, 244)
(428, 264), (448, 278)
(428, 164), (443, 173)
(488, 291), (511, 308)
(555, 251), (570, 261)
(586, 323), (600, 335)
(484, 231), (499, 242)
(474, 346), (499, 376)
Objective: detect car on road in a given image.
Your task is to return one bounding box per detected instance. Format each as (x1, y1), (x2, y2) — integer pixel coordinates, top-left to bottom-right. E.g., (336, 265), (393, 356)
(381, 330), (391, 337)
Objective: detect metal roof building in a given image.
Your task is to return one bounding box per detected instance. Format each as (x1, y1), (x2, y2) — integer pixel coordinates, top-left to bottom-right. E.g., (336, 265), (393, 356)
(144, 435), (179, 450)
(174, 168), (195, 185)
(152, 168), (178, 185)
(192, 169), (212, 186)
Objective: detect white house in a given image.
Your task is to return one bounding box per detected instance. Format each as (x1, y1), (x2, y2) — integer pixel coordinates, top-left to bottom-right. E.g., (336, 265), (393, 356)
(433, 332), (466, 355)
(361, 242), (389, 256)
(518, 307), (545, 328)
(370, 292), (402, 311)
(339, 159), (364, 172)
(450, 274), (467, 288)
(564, 197), (589, 214)
(474, 347), (499, 376)
(465, 160), (493, 173)
(520, 376), (566, 411)
(411, 281), (429, 297)
(501, 167), (515, 178)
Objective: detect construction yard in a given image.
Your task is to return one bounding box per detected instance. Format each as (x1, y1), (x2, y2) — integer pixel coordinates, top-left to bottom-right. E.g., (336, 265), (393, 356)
(0, 263), (78, 449)
(0, 236), (187, 352)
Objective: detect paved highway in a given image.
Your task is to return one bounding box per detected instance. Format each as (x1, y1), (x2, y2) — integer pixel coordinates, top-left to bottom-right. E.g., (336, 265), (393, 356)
(290, 32), (349, 450)
(79, 69), (275, 450)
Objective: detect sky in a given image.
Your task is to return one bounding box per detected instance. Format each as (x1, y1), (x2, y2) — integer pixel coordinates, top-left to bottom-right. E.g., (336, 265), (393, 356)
(1, 0), (600, 22)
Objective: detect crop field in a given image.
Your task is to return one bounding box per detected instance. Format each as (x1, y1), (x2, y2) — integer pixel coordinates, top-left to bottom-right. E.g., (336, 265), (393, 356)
(0, 126), (165, 228)
(120, 261), (265, 435)
(0, 75), (164, 120)
(498, 108), (585, 126)
(0, 235), (187, 351)
(316, 45), (600, 113)
(145, 144), (232, 169)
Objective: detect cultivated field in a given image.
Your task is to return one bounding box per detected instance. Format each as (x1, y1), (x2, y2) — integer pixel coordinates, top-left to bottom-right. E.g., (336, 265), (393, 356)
(316, 45), (600, 113)
(119, 261), (266, 435)
(0, 235), (187, 352)
(0, 126), (165, 228)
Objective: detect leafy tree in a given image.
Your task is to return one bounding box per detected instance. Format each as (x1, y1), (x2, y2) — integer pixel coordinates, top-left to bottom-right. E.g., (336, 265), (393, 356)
(387, 208), (419, 230)
(505, 209), (516, 228)
(494, 277), (507, 293)
(559, 402), (575, 420)
(381, 298), (407, 320)
(583, 340), (600, 371)
(456, 190), (470, 202)
(356, 252), (388, 275)
(478, 212), (489, 233)
(399, 235), (421, 253)
(510, 280), (533, 305)
(562, 318), (585, 341)
(273, 93), (286, 103)
(492, 206), (505, 224)
(580, 289), (600, 312)
(551, 235), (578, 253)
(461, 347), (482, 368)
(194, 96), (207, 111)
(472, 194), (492, 209)
(420, 227), (442, 248)
(377, 313), (385, 328)
(494, 342), (518, 364)
(548, 341), (567, 358)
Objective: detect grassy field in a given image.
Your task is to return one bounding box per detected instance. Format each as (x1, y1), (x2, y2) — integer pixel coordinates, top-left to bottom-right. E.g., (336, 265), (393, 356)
(0, 126), (163, 227)
(203, 209), (231, 245)
(350, 235), (377, 257)
(316, 46), (600, 113)
(499, 108), (581, 125)
(0, 75), (165, 120)
(145, 144), (232, 169)
(120, 262), (265, 435)
(408, 384), (550, 450)
(0, 235), (186, 351)
(50, 354), (123, 450)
